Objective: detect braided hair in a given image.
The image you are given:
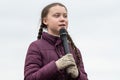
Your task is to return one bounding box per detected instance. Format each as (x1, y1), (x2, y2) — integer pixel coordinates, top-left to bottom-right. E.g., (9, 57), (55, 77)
(37, 2), (81, 70)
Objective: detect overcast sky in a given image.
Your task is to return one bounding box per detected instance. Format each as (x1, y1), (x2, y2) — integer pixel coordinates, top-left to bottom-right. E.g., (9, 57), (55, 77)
(0, 0), (120, 80)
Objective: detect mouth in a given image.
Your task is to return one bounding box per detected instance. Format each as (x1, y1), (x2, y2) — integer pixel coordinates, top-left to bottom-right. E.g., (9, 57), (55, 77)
(59, 24), (66, 28)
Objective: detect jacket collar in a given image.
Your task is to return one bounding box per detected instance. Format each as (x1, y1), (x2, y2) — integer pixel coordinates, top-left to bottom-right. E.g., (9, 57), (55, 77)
(42, 32), (62, 46)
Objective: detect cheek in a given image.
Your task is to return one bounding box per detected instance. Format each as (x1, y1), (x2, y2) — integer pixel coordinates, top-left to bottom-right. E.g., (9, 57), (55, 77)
(66, 21), (68, 28)
(49, 18), (58, 25)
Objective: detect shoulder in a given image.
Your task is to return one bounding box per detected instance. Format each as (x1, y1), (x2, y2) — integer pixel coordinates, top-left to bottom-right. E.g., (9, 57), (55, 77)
(29, 39), (45, 48)
(29, 39), (53, 50)
(30, 39), (45, 46)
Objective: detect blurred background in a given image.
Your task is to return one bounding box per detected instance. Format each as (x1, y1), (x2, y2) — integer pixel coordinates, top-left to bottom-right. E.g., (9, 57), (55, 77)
(0, 0), (120, 80)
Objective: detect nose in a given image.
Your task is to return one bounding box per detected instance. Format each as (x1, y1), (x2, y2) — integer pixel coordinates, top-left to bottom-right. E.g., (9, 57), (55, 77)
(59, 16), (66, 22)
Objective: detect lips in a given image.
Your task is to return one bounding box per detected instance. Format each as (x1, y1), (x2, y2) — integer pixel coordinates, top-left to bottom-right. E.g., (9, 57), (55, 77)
(59, 24), (66, 26)
(58, 24), (67, 29)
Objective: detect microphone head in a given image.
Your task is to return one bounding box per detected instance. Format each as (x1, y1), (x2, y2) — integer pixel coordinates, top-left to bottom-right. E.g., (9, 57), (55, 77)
(59, 28), (67, 37)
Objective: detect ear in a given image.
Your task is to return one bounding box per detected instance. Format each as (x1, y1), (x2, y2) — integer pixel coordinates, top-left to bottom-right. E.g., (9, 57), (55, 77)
(43, 18), (48, 25)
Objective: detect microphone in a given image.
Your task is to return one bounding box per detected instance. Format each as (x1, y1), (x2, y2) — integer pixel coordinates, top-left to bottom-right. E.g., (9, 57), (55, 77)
(59, 28), (70, 54)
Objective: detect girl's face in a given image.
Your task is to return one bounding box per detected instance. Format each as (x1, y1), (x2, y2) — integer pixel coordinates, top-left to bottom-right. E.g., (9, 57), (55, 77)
(43, 5), (68, 36)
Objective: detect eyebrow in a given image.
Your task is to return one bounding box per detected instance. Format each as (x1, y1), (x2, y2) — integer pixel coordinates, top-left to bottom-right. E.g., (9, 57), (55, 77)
(54, 12), (67, 14)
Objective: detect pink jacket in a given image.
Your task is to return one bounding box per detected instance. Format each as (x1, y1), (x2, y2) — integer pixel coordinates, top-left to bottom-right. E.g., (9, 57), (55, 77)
(24, 32), (88, 80)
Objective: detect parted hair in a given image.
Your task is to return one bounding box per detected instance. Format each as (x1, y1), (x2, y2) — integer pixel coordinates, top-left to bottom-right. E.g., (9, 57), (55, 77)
(37, 2), (81, 70)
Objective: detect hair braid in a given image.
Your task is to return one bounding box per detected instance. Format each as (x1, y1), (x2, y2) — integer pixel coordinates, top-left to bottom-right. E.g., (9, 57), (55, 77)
(37, 23), (47, 39)
(67, 33), (81, 70)
(37, 25), (43, 39)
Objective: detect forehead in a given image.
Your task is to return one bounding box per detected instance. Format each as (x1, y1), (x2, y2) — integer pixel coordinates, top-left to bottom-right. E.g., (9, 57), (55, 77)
(48, 5), (67, 14)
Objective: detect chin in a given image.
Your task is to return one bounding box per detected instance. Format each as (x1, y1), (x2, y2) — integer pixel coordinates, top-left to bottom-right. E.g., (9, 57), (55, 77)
(59, 27), (67, 30)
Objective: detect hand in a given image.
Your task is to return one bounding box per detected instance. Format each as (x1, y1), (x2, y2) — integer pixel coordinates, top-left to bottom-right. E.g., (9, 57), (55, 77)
(55, 54), (76, 70)
(67, 65), (79, 78)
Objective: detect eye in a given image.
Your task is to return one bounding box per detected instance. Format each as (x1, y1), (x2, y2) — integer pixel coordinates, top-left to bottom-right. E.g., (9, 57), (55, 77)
(53, 13), (60, 18)
(63, 14), (67, 18)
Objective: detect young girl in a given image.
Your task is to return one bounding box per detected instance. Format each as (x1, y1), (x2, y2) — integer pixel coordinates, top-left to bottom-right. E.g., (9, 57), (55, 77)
(24, 2), (88, 80)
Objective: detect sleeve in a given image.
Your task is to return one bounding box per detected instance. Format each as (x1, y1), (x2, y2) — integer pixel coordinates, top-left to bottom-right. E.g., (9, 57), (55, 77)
(24, 42), (59, 80)
(76, 49), (88, 80)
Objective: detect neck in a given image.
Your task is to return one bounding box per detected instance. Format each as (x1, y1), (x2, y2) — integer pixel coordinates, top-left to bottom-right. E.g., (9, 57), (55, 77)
(47, 31), (60, 37)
